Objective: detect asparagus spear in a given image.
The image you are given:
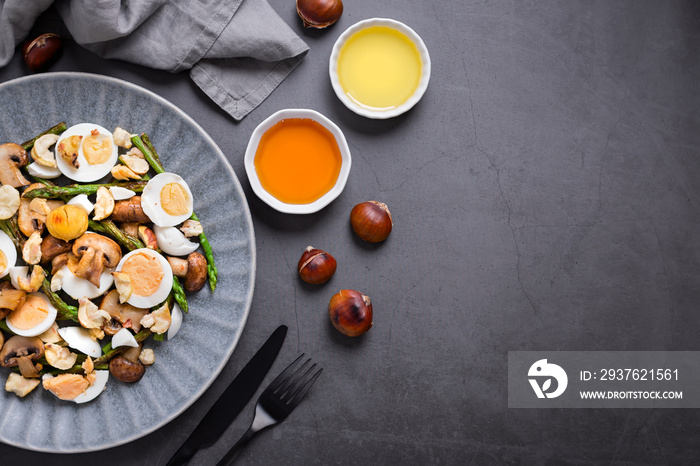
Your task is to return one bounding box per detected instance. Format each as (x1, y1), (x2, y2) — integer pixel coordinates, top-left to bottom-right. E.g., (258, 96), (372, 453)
(131, 134), (164, 174)
(172, 276), (188, 313)
(190, 212), (217, 291)
(0, 219), (21, 250)
(23, 181), (147, 199)
(42, 278), (79, 322)
(20, 122), (68, 152)
(88, 220), (145, 251)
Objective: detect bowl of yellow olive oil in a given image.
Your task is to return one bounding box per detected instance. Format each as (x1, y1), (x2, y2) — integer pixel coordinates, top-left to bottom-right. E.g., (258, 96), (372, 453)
(329, 18), (431, 119)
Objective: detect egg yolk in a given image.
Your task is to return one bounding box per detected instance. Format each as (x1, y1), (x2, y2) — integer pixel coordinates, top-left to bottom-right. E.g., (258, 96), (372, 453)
(122, 252), (164, 297)
(83, 130), (112, 165)
(7, 294), (49, 331)
(0, 250), (7, 274)
(160, 183), (190, 216)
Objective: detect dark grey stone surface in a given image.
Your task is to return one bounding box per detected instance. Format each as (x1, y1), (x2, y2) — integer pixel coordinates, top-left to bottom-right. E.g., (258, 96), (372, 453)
(1, 0), (699, 464)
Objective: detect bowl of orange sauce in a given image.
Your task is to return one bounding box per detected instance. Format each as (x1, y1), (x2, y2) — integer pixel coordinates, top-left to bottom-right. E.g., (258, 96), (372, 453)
(329, 18), (431, 119)
(244, 109), (352, 214)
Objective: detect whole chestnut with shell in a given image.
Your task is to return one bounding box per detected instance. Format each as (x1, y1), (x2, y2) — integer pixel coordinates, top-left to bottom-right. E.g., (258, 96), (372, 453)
(350, 201), (393, 243)
(328, 290), (373, 337)
(296, 0), (343, 29)
(22, 33), (62, 73)
(298, 246), (337, 284)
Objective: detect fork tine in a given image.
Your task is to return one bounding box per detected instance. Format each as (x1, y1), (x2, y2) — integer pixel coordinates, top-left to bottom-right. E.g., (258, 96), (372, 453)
(267, 353), (305, 393)
(287, 367), (323, 408)
(281, 362), (317, 399)
(276, 359), (312, 395)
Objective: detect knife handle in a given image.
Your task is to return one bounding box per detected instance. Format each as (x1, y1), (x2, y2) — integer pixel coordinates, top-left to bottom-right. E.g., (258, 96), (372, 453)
(215, 427), (255, 466)
(166, 442), (196, 466)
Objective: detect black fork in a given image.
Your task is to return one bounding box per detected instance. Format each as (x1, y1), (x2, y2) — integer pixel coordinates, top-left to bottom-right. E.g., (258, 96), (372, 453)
(215, 354), (322, 466)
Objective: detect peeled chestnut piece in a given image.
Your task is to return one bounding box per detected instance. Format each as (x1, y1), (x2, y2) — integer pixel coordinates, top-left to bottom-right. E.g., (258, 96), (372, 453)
(350, 201), (393, 243)
(328, 290), (373, 337)
(296, 0), (343, 29)
(22, 33), (62, 73)
(298, 246), (337, 284)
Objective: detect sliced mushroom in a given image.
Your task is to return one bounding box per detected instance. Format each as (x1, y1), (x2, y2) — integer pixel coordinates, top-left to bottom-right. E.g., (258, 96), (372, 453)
(0, 143), (30, 187)
(119, 222), (140, 237)
(22, 231), (43, 265)
(0, 288), (26, 320)
(18, 194), (64, 237)
(180, 219), (203, 238)
(0, 335), (44, 378)
(111, 165), (141, 181)
(40, 235), (72, 263)
(99, 289), (148, 334)
(111, 196), (150, 223)
(31, 134), (59, 167)
(120, 148), (149, 175)
(77, 297), (110, 329)
(92, 186), (114, 221)
(109, 343), (145, 383)
(72, 233), (122, 287)
(112, 127), (132, 149)
(0, 185), (20, 220)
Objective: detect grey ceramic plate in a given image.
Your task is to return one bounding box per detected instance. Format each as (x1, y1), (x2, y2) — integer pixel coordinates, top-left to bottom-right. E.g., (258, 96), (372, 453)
(0, 73), (255, 452)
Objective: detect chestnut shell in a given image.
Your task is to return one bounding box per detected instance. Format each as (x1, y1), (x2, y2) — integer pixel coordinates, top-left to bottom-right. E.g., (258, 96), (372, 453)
(298, 246), (337, 284)
(328, 290), (373, 337)
(296, 0), (343, 29)
(350, 201), (393, 243)
(22, 33), (62, 73)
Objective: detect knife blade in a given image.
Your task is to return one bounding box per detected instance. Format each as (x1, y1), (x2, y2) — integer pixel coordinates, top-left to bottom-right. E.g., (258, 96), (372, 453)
(166, 325), (288, 466)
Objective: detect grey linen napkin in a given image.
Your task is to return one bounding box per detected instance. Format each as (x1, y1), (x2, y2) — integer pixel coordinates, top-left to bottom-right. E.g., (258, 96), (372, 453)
(0, 0), (309, 120)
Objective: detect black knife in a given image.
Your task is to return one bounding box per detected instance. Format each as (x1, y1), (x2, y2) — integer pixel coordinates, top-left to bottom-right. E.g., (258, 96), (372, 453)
(166, 325), (288, 466)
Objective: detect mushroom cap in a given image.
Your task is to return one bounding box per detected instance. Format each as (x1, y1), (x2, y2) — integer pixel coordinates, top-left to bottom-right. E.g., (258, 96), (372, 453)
(72, 233), (122, 286)
(72, 233), (122, 267)
(0, 143), (30, 188)
(184, 252), (207, 292)
(0, 335), (44, 367)
(99, 289), (148, 333)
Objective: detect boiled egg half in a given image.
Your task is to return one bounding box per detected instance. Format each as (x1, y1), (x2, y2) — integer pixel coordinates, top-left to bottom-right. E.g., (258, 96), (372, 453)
(141, 173), (194, 227)
(116, 248), (173, 308)
(55, 123), (119, 182)
(0, 230), (17, 278)
(6, 293), (58, 337)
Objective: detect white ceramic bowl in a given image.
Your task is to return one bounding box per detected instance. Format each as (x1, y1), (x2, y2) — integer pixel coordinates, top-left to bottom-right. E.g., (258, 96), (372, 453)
(329, 18), (431, 119)
(244, 108), (352, 214)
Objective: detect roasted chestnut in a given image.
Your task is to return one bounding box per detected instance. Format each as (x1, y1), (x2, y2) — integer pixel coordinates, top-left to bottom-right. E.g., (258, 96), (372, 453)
(328, 290), (373, 337)
(296, 0), (343, 29)
(22, 33), (62, 73)
(350, 201), (393, 243)
(298, 246), (337, 284)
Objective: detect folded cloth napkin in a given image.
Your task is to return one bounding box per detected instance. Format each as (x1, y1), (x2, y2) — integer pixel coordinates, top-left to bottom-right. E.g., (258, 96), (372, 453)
(0, 0), (309, 120)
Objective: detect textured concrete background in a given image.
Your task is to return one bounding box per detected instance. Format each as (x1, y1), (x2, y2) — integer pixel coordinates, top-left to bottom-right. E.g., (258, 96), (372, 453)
(1, 0), (699, 464)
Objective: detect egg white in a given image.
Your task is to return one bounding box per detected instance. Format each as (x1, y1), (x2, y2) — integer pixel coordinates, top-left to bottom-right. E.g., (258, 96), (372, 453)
(167, 302), (183, 340)
(26, 162), (62, 179)
(58, 265), (114, 300)
(73, 371), (109, 404)
(67, 194), (95, 214)
(55, 123), (119, 182)
(141, 173), (194, 227)
(0, 230), (17, 278)
(116, 248), (173, 308)
(5, 293), (58, 337)
(153, 226), (199, 256)
(57, 326), (102, 357)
